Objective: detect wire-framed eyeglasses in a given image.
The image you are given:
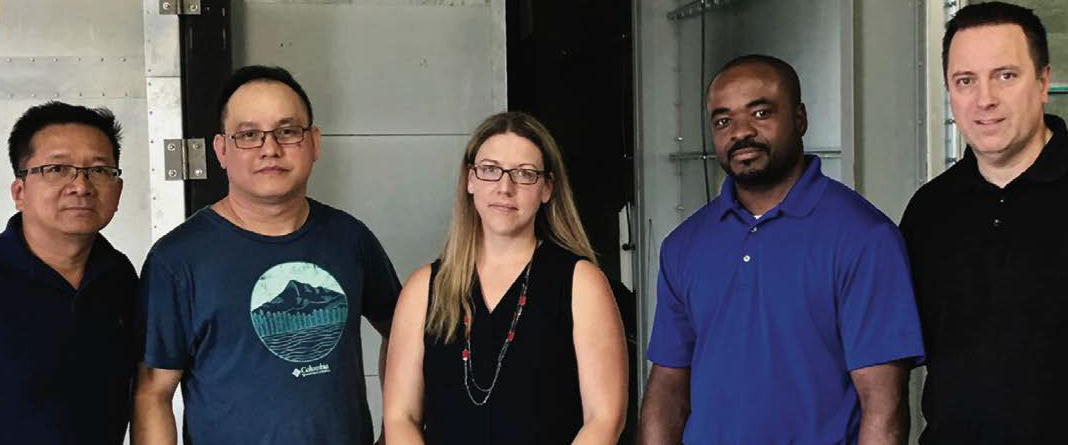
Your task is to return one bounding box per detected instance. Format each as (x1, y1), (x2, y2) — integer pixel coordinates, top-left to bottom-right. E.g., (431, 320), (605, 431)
(225, 126), (310, 149)
(471, 164), (545, 185)
(16, 164), (122, 185)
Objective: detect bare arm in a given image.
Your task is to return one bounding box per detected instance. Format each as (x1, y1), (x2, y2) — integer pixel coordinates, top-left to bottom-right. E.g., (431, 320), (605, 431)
(382, 265), (432, 445)
(131, 364), (183, 445)
(570, 260), (628, 445)
(850, 360), (910, 445)
(638, 364), (690, 445)
(370, 317), (392, 445)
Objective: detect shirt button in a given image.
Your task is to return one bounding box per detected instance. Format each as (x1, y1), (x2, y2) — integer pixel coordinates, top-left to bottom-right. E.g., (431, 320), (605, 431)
(993, 218), (1002, 227)
(750, 227), (758, 233)
(999, 196), (1006, 204)
(743, 255), (751, 262)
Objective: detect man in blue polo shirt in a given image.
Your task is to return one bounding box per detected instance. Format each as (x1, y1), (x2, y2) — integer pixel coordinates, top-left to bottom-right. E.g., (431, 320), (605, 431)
(0, 102), (137, 444)
(638, 55), (925, 445)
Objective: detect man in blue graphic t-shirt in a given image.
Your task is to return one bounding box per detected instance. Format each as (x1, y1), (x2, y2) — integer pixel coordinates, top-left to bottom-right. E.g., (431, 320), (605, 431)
(133, 66), (401, 445)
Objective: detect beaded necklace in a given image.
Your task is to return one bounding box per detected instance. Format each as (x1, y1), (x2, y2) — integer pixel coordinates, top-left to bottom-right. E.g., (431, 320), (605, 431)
(461, 246), (537, 406)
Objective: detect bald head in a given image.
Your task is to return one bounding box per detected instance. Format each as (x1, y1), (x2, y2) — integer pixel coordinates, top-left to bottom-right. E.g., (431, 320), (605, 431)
(706, 54), (802, 106)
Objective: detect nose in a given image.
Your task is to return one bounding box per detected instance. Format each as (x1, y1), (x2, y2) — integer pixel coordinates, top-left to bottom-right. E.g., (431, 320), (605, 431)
(65, 169), (94, 195)
(260, 133), (283, 158)
(977, 79), (999, 110)
(728, 116), (757, 144)
(494, 173), (517, 195)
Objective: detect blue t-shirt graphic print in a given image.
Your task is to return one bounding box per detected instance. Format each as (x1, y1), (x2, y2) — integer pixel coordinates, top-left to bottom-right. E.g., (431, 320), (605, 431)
(250, 262), (349, 363)
(138, 199), (401, 445)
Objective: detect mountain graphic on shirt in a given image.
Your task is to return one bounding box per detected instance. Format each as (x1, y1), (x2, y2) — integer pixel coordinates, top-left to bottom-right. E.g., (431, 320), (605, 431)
(251, 280), (347, 316)
(248, 262), (349, 363)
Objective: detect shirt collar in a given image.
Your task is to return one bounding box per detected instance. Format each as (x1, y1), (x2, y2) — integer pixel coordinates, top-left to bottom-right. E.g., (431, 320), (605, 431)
(715, 154), (829, 220)
(951, 113), (1068, 192)
(0, 212), (121, 288)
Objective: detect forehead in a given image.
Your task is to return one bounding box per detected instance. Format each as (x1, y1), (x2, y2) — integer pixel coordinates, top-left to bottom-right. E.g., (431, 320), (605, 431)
(948, 24), (1032, 71)
(224, 80), (308, 128)
(27, 123), (114, 163)
(474, 132), (543, 166)
(707, 64), (786, 107)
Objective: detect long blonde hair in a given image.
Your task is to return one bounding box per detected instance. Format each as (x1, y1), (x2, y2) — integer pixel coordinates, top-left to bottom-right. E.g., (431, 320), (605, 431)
(426, 111), (596, 343)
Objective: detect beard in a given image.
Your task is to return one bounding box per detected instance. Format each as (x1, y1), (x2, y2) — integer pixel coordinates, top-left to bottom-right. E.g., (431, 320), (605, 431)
(720, 137), (804, 187)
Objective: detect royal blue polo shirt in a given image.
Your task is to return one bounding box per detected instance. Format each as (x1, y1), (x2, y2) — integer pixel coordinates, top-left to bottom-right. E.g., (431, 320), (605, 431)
(648, 155), (925, 445)
(0, 213), (138, 444)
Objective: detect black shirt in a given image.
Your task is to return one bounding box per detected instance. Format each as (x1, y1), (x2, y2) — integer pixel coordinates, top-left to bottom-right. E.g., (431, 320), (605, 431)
(0, 213), (138, 444)
(900, 114), (1068, 444)
(422, 242), (584, 445)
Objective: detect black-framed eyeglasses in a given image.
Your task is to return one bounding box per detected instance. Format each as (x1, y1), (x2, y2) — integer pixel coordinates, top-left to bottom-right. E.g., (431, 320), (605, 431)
(16, 164), (122, 185)
(225, 126), (310, 149)
(471, 164), (545, 185)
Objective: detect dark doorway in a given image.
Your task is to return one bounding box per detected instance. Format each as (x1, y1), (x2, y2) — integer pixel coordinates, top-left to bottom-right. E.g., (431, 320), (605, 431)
(507, 1), (637, 443)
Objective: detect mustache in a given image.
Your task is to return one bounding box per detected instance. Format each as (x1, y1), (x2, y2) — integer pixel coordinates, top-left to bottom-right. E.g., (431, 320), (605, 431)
(727, 139), (770, 158)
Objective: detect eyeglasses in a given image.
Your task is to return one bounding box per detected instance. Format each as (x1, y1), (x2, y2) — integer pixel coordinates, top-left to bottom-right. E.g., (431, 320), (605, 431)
(16, 164), (122, 185)
(225, 126), (309, 149)
(471, 164), (545, 185)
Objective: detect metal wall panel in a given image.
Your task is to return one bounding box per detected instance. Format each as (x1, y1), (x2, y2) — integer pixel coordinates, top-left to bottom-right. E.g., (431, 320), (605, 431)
(234, 2), (501, 134)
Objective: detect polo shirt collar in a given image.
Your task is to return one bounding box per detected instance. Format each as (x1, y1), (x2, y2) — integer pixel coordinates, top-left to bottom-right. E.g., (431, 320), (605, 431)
(716, 154), (828, 220)
(0, 212), (120, 289)
(951, 113), (1068, 192)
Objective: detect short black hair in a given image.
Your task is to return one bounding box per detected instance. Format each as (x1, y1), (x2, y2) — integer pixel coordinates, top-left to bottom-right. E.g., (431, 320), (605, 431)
(217, 65), (314, 132)
(943, 1), (1048, 81)
(708, 54), (802, 106)
(8, 101), (123, 175)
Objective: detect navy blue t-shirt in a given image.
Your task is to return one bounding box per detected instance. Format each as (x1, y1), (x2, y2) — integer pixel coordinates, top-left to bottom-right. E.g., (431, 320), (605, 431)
(0, 213), (137, 445)
(648, 156), (925, 445)
(138, 199), (401, 445)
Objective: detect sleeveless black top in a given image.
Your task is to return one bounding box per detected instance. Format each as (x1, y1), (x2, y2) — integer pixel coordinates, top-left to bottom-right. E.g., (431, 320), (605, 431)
(423, 241), (584, 445)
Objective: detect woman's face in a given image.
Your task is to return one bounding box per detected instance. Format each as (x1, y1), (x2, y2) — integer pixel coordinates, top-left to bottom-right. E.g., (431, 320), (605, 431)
(467, 132), (552, 239)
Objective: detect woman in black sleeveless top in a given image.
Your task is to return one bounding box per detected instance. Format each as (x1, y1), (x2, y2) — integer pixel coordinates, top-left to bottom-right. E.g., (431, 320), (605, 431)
(383, 112), (627, 445)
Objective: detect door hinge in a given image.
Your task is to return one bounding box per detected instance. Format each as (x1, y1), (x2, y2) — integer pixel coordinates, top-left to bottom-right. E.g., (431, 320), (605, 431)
(163, 138), (208, 181)
(160, 0), (201, 15)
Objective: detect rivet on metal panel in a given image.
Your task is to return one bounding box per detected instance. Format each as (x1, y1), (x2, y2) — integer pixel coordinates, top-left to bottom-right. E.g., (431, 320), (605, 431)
(167, 143), (177, 151)
(30, 58), (35, 63)
(676, 137), (683, 141)
(168, 170), (177, 178)
(30, 93), (36, 98)
(52, 58), (58, 62)
(121, 57), (127, 62)
(194, 169), (204, 176)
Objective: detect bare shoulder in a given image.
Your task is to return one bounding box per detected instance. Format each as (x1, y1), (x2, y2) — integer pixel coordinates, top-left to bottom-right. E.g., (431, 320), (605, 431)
(397, 263), (434, 308)
(572, 259), (609, 288)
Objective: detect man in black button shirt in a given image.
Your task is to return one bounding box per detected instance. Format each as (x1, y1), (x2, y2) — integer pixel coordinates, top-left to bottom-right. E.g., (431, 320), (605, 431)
(900, 2), (1066, 443)
(0, 102), (138, 444)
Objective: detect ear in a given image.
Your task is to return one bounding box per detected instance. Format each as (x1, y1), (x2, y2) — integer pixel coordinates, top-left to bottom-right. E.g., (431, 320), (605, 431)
(795, 103), (808, 137)
(466, 167), (476, 195)
(541, 172), (553, 204)
(114, 178), (124, 210)
(11, 178), (24, 212)
(310, 125), (322, 162)
(1039, 64), (1051, 105)
(213, 134), (228, 170)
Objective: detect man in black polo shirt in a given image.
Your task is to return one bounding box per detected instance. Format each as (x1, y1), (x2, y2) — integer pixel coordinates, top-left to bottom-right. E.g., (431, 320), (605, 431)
(900, 2), (1066, 443)
(0, 102), (137, 444)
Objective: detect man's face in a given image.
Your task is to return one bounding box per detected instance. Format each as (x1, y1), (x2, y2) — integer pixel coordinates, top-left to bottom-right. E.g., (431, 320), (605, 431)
(10, 123), (123, 238)
(707, 63), (807, 187)
(213, 81), (320, 204)
(946, 24), (1050, 160)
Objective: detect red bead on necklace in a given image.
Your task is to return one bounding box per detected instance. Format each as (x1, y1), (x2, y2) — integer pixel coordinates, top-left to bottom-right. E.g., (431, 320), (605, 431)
(461, 243), (537, 406)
